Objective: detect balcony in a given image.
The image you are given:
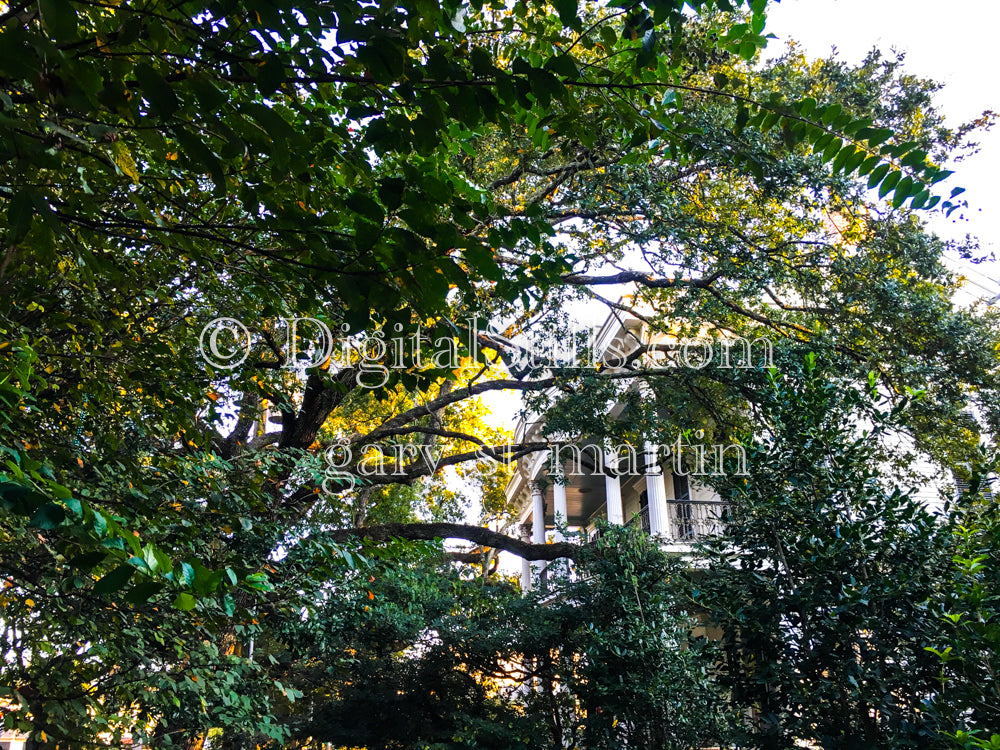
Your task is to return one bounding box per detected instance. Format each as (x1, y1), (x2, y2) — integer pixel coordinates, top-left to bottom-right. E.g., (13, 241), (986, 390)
(535, 499), (729, 594)
(624, 500), (729, 544)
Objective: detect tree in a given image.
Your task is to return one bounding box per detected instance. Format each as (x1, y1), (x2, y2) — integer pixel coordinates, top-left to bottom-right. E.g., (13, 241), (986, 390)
(693, 356), (956, 746)
(926, 450), (1000, 747)
(276, 525), (731, 750)
(2, 0), (999, 746)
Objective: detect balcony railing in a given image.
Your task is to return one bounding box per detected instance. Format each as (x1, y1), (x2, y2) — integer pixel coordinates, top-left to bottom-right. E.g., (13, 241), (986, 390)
(537, 501), (728, 595)
(627, 500), (728, 543)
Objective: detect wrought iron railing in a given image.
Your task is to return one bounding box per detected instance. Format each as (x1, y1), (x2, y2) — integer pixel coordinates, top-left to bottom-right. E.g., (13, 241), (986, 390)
(664, 499), (728, 542)
(626, 500), (728, 542)
(628, 506), (651, 535)
(537, 501), (728, 596)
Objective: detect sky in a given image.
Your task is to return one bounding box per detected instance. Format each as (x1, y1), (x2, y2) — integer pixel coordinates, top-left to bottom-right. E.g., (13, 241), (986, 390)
(763, 0), (1000, 295)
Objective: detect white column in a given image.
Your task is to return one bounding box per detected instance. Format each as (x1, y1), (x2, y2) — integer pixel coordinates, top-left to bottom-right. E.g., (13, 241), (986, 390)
(604, 450), (624, 524)
(531, 482), (545, 544)
(644, 441), (669, 537)
(520, 524), (532, 592)
(553, 481), (568, 541)
(530, 482), (545, 580)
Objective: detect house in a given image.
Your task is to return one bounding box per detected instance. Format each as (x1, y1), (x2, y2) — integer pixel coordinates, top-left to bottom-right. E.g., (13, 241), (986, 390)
(503, 307), (743, 592)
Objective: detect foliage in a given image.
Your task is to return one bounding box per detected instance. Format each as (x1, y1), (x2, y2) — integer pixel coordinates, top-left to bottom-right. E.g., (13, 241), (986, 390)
(269, 525), (731, 750)
(535, 524), (735, 749)
(927, 449), (1000, 747)
(696, 357), (959, 748)
(1, 0), (999, 746)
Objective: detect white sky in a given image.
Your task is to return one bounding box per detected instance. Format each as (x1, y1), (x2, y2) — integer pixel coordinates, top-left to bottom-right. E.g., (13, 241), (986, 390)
(764, 0), (999, 289)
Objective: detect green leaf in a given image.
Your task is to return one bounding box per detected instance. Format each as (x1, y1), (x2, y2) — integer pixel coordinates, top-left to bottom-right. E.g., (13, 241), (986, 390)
(241, 102), (297, 145)
(928, 169), (954, 185)
(126, 581), (165, 604)
(256, 56), (287, 96)
(70, 551), (108, 571)
(94, 565), (134, 595)
(172, 592), (197, 611)
(600, 24), (618, 49)
(187, 76), (227, 111)
(545, 54), (579, 79)
(865, 128), (894, 148)
(525, 67), (563, 107)
(820, 103), (842, 125)
(177, 561), (196, 586)
(878, 170), (901, 198)
(135, 64), (180, 118)
(831, 145), (855, 173)
(463, 244), (502, 282)
(821, 137), (842, 163)
(900, 149), (928, 168)
(39, 0), (79, 42)
(553, 0), (577, 26)
(346, 192), (386, 225)
(641, 28), (657, 55)
(856, 155), (881, 176)
(796, 97), (817, 117)
(867, 163), (890, 189)
(734, 106), (749, 133)
(244, 572), (273, 591)
(891, 176), (915, 208)
(910, 189), (930, 209)
(6, 189), (36, 244)
(28, 502), (65, 529)
(171, 128), (225, 188)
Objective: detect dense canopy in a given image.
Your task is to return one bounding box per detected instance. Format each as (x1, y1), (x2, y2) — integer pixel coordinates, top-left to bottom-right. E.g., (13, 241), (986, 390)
(1, 0), (998, 748)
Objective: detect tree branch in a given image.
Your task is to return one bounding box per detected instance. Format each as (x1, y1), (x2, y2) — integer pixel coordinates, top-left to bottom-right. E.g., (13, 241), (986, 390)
(326, 522), (586, 561)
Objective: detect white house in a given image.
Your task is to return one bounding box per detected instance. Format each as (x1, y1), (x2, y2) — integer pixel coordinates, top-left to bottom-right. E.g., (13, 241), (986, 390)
(504, 307), (737, 592)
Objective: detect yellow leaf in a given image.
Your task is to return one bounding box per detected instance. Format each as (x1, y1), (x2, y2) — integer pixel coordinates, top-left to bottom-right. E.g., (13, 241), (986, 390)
(25, 598), (35, 608)
(111, 140), (141, 183)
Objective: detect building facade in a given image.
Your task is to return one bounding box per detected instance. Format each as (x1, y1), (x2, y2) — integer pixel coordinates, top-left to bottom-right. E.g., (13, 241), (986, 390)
(504, 308), (733, 592)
